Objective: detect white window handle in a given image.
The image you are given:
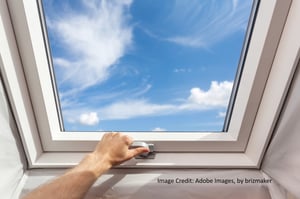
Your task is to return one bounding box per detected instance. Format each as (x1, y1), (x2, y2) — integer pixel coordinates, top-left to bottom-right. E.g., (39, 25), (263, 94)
(129, 141), (155, 159)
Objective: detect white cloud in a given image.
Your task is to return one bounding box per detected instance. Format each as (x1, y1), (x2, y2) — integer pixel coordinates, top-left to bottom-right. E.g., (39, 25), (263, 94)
(62, 80), (233, 123)
(95, 81), (233, 120)
(217, 111), (227, 118)
(98, 100), (176, 120)
(167, 37), (206, 48)
(53, 57), (72, 68)
(48, 0), (133, 89)
(185, 81), (233, 109)
(131, 84), (152, 97)
(79, 112), (100, 126)
(152, 127), (166, 131)
(173, 68), (192, 73)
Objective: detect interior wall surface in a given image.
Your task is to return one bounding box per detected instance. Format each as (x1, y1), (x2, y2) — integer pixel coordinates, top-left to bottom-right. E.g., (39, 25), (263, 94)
(262, 51), (300, 198)
(21, 169), (273, 199)
(0, 75), (26, 198)
(261, 0), (300, 197)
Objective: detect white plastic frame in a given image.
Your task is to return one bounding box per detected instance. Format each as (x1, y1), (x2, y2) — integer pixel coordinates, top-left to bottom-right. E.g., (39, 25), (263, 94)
(0, 0), (298, 168)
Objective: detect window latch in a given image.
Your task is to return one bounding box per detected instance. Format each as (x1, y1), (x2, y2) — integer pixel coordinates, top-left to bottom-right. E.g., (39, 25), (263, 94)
(130, 141), (155, 159)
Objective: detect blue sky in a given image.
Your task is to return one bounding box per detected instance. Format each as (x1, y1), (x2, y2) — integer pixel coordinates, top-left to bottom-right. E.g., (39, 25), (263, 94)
(42, 0), (253, 132)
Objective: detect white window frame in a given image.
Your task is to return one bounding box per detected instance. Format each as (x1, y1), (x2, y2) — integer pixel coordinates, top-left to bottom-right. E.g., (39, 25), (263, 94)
(0, 0), (298, 168)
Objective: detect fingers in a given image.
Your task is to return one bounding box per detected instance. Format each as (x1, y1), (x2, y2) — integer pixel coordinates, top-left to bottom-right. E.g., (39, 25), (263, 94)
(129, 147), (150, 158)
(101, 132), (116, 141)
(105, 132), (118, 138)
(101, 132), (147, 160)
(105, 132), (133, 145)
(123, 135), (133, 146)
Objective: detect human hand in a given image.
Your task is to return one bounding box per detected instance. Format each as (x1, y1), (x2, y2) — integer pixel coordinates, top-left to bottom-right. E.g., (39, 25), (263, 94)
(24, 133), (149, 198)
(92, 132), (149, 170)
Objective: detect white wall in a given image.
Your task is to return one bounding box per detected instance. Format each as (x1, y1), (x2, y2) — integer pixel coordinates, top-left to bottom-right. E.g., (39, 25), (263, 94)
(21, 169), (273, 199)
(262, 59), (300, 198)
(0, 76), (26, 198)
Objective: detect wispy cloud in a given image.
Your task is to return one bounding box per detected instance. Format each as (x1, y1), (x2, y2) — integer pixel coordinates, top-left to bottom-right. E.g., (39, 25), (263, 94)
(64, 80), (233, 123)
(131, 84), (152, 97)
(173, 68), (192, 73)
(98, 99), (176, 120)
(47, 0), (133, 89)
(145, 0), (252, 48)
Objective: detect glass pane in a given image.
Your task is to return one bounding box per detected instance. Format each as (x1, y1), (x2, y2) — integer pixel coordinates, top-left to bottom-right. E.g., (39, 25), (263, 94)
(41, 0), (254, 132)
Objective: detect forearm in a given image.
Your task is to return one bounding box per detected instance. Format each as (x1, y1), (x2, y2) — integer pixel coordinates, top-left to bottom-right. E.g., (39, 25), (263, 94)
(23, 132), (148, 199)
(23, 153), (111, 199)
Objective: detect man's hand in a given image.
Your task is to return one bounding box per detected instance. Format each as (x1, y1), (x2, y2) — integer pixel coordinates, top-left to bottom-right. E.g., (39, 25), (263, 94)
(93, 132), (149, 167)
(24, 132), (149, 199)
(77, 132), (150, 177)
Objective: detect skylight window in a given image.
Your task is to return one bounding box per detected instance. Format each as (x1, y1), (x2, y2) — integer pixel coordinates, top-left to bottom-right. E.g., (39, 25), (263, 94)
(3, 0), (292, 167)
(41, 0), (253, 132)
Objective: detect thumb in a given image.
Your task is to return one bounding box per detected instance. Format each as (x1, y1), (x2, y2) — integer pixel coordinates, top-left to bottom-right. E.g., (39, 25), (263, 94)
(129, 147), (150, 158)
